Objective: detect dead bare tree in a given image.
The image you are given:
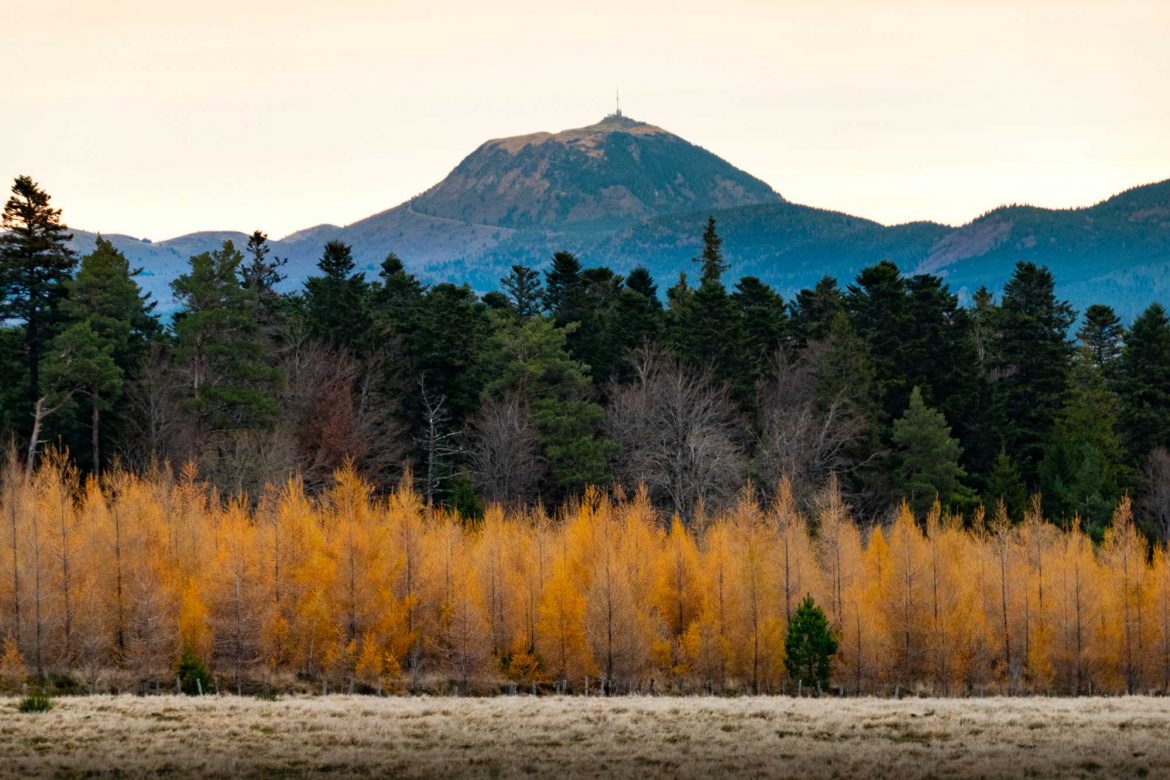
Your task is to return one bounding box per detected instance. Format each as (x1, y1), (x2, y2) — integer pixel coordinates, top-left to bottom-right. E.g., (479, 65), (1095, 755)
(469, 394), (544, 507)
(281, 336), (404, 491)
(1140, 447), (1170, 542)
(121, 343), (183, 468)
(753, 344), (876, 509)
(417, 375), (463, 507)
(606, 346), (746, 521)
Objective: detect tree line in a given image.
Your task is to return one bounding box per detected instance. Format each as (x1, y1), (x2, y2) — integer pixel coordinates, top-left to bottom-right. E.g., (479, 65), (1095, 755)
(0, 458), (1166, 697)
(3, 176), (1169, 538)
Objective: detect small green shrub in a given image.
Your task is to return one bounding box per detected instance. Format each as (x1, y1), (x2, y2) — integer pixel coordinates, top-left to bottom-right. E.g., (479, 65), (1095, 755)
(177, 648), (212, 695)
(17, 693), (53, 713)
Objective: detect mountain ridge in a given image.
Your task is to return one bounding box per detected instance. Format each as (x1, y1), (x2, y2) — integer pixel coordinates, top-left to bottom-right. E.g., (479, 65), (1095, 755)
(62, 115), (1170, 319)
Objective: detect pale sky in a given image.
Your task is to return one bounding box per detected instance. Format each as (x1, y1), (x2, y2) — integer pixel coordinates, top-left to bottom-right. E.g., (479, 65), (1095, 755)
(3, 0), (1168, 239)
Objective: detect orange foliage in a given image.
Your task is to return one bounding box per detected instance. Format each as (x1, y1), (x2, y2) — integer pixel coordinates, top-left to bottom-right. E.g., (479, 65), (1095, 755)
(3, 459), (1170, 695)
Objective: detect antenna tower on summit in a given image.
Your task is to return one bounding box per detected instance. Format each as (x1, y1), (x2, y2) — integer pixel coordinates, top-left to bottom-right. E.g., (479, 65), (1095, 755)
(615, 89), (622, 118)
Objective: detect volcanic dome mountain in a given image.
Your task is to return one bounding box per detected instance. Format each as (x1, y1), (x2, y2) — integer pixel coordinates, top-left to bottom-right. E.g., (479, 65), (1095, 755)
(69, 114), (1170, 318)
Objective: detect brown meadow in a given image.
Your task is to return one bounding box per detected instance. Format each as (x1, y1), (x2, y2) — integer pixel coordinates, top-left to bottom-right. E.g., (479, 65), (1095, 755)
(2, 694), (1168, 778)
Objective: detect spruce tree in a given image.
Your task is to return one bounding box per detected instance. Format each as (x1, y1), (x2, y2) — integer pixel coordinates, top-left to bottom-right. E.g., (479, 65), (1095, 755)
(304, 240), (371, 353)
(172, 241), (280, 444)
(1117, 303), (1170, 463)
(892, 386), (974, 515)
(1038, 360), (1125, 535)
(58, 237), (158, 471)
(695, 216), (728, 284)
(1078, 304), (1124, 371)
(784, 595), (837, 692)
(791, 276), (844, 344)
(500, 264), (543, 319)
(0, 176), (77, 408)
(733, 276), (787, 381)
(484, 316), (612, 495)
(983, 450), (1028, 521)
(992, 262), (1075, 483)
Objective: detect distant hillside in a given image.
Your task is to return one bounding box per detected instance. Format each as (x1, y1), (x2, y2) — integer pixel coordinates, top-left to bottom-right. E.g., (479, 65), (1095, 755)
(64, 115), (1170, 319)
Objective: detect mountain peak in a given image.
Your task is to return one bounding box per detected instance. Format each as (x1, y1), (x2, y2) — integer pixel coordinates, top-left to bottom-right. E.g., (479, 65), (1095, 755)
(413, 114), (780, 230)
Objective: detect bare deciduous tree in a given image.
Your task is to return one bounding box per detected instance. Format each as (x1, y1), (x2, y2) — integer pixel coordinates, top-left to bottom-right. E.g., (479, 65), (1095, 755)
(282, 336), (403, 491)
(121, 343), (184, 468)
(606, 346), (746, 521)
(416, 375), (463, 507)
(1140, 447), (1170, 542)
(754, 344), (876, 510)
(469, 394), (544, 507)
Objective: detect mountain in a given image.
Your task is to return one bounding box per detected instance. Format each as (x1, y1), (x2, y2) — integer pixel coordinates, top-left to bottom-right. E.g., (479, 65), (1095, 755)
(65, 115), (1170, 319)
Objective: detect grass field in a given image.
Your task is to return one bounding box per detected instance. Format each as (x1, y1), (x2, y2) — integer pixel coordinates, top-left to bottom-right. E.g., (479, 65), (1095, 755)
(1, 694), (1167, 778)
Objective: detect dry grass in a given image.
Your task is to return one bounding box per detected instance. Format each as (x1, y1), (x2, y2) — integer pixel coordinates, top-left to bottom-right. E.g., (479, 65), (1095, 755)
(0, 694), (1167, 778)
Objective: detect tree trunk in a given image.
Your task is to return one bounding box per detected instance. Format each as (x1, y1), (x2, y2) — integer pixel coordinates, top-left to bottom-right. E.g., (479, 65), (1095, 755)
(91, 399), (101, 477)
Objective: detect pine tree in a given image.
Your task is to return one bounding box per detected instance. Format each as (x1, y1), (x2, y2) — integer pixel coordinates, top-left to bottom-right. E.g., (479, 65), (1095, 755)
(304, 240), (371, 353)
(1038, 360), (1126, 536)
(791, 276), (844, 345)
(483, 316), (612, 494)
(784, 594), (837, 692)
(695, 216), (728, 284)
(1078, 304), (1124, 371)
(983, 450), (1027, 521)
(892, 387), (974, 515)
(241, 230), (286, 305)
(500, 265), (543, 319)
(992, 262), (1076, 483)
(1117, 303), (1170, 464)
(33, 322), (121, 470)
(0, 176), (77, 409)
(172, 241), (280, 443)
(733, 276), (787, 381)
(58, 237), (158, 472)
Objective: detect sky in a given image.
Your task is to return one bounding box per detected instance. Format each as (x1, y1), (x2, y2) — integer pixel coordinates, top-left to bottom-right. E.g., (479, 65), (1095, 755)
(3, 0), (1168, 239)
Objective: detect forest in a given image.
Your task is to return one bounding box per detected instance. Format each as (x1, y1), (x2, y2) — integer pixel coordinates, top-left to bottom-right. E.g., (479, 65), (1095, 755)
(2, 174), (1170, 694)
(0, 458), (1166, 697)
(3, 175), (1169, 536)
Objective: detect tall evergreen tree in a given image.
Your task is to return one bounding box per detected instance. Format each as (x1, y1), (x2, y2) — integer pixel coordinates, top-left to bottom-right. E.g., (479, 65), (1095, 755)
(791, 276), (844, 345)
(1038, 360), (1125, 535)
(992, 262), (1075, 483)
(1077, 304), (1124, 371)
(669, 220), (747, 398)
(733, 276), (787, 381)
(172, 241), (280, 445)
(241, 230), (286, 305)
(542, 251), (585, 317)
(892, 386), (974, 515)
(694, 215), (728, 284)
(37, 322), (122, 471)
(983, 449), (1028, 521)
(410, 283), (491, 423)
(0, 176), (77, 408)
(500, 264), (543, 319)
(484, 316), (612, 495)
(57, 237), (158, 471)
(304, 240), (371, 353)
(1117, 303), (1170, 463)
